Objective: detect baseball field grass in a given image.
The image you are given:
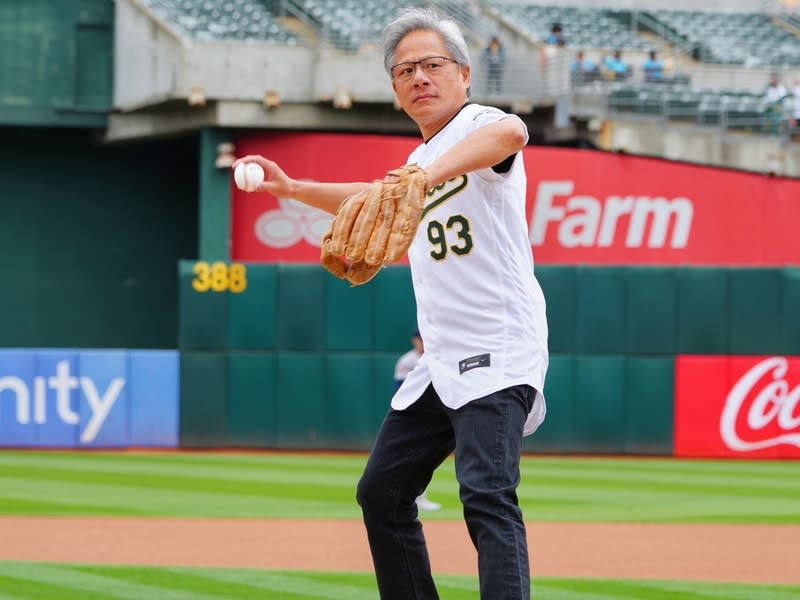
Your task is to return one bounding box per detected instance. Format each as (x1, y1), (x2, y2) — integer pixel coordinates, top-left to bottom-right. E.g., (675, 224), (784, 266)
(0, 450), (799, 599)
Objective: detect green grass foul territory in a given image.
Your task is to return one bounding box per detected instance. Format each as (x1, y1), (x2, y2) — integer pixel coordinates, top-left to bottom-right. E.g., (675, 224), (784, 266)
(0, 451), (798, 524)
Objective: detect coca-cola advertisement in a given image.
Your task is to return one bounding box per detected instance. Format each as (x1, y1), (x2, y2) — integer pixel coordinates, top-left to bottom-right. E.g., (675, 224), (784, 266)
(231, 133), (800, 266)
(675, 355), (800, 458)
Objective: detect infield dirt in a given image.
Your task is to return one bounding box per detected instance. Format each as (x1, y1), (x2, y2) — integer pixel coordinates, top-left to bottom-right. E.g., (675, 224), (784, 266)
(1, 517), (798, 584)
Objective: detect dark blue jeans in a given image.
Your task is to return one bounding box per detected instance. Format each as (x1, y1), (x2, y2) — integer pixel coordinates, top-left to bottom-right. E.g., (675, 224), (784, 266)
(356, 383), (535, 600)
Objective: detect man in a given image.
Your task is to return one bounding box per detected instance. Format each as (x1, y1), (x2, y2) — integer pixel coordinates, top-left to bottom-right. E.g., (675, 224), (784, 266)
(233, 8), (548, 599)
(643, 50), (664, 83)
(393, 328), (441, 512)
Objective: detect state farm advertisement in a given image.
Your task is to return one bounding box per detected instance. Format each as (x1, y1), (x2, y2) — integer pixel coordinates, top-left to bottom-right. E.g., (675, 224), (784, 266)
(675, 355), (800, 458)
(231, 133), (800, 265)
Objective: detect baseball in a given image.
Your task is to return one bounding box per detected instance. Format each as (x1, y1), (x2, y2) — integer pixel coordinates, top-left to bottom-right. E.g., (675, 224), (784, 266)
(234, 162), (265, 192)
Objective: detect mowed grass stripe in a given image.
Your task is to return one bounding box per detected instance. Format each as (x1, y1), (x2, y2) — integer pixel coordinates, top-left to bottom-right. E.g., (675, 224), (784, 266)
(539, 578), (800, 600)
(0, 460), (361, 491)
(2, 564), (799, 600)
(0, 563), (222, 600)
(1, 452), (799, 523)
(0, 451), (365, 473)
(0, 477), (360, 518)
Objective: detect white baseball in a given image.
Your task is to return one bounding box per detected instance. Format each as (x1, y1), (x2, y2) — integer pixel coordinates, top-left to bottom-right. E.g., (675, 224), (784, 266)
(234, 162), (265, 192)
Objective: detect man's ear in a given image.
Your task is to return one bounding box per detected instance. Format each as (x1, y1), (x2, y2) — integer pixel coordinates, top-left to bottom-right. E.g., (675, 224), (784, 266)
(461, 64), (472, 89)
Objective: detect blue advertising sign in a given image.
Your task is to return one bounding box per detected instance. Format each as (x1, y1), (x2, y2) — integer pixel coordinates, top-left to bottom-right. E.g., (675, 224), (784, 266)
(0, 349), (179, 448)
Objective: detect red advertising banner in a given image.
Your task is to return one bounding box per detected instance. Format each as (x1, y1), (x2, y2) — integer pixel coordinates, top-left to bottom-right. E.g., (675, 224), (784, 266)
(675, 355), (800, 458)
(231, 133), (800, 265)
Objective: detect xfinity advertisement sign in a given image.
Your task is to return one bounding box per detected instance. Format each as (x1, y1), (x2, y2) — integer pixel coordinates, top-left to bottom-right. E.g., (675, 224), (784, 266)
(0, 349), (179, 448)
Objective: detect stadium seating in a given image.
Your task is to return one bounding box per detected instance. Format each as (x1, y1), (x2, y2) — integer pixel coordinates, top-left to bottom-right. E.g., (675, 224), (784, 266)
(490, 2), (654, 52)
(608, 83), (775, 133)
(139, 0), (299, 43)
(647, 10), (800, 66)
(292, 0), (422, 50)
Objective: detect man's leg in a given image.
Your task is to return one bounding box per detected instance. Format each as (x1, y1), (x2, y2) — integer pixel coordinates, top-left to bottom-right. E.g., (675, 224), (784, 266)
(448, 384), (535, 600)
(356, 384), (455, 600)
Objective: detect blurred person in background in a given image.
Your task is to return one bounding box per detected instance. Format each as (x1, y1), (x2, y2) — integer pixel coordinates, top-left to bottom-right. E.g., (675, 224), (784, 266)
(764, 72), (789, 134)
(791, 78), (800, 141)
(393, 328), (441, 512)
(571, 50), (600, 84)
(643, 50), (664, 83)
(481, 34), (506, 95)
(603, 49), (630, 81)
(545, 22), (565, 46)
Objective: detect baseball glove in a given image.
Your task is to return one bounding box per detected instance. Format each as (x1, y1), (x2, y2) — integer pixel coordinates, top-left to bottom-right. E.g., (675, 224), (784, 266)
(320, 164), (427, 286)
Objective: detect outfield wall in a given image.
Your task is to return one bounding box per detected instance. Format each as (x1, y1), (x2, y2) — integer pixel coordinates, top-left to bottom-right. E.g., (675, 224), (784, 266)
(177, 261), (800, 456)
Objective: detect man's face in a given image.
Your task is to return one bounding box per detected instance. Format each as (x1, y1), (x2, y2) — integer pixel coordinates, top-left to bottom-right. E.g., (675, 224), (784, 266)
(391, 30), (470, 131)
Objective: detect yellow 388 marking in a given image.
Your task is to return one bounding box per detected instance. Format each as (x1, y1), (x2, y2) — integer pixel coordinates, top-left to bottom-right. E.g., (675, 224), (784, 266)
(192, 261), (247, 293)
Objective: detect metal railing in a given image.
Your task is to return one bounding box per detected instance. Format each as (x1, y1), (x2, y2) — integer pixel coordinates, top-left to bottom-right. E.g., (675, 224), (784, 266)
(582, 79), (799, 140)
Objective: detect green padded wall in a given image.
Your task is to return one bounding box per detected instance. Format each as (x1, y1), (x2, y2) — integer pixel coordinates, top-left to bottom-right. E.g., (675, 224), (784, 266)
(373, 266), (416, 352)
(228, 264), (277, 350)
(783, 268), (800, 354)
(573, 355), (627, 453)
(575, 267), (627, 354)
(524, 355), (575, 453)
(536, 267), (577, 354)
(728, 269), (783, 354)
(624, 357), (675, 454)
(277, 265), (326, 351)
(228, 353), (277, 447)
(625, 267), (677, 354)
(326, 276), (374, 351)
(179, 265), (795, 453)
(180, 352), (227, 447)
(326, 354), (376, 449)
(276, 353), (326, 448)
(677, 268), (728, 354)
(0, 130), (198, 349)
(178, 261), (229, 350)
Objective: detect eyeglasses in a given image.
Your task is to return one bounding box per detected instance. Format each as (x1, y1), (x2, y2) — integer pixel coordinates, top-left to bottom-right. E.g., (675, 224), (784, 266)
(390, 56), (459, 82)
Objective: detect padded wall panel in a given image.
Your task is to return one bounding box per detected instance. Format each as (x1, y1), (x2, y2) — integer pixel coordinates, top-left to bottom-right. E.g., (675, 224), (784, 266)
(326, 354), (376, 449)
(624, 356), (674, 455)
(178, 260), (229, 350)
(625, 267), (677, 354)
(677, 268), (728, 354)
(783, 268), (800, 355)
(727, 269), (782, 354)
(276, 265), (325, 351)
(326, 277), (374, 351)
(573, 355), (626, 453)
(373, 266), (416, 352)
(228, 264), (277, 350)
(180, 352), (227, 447)
(576, 268), (627, 354)
(536, 267), (577, 354)
(524, 355), (575, 453)
(227, 352), (277, 447)
(276, 352), (325, 448)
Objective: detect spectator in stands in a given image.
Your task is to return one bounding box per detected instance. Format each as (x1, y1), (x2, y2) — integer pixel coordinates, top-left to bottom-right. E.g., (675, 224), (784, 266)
(763, 73), (789, 134)
(481, 35), (506, 95)
(764, 72), (788, 104)
(603, 49), (630, 81)
(571, 50), (600, 84)
(643, 50), (665, 83)
(790, 78), (800, 141)
(545, 22), (565, 46)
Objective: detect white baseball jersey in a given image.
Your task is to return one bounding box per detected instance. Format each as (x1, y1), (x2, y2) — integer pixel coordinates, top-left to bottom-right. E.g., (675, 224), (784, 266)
(391, 103), (549, 436)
